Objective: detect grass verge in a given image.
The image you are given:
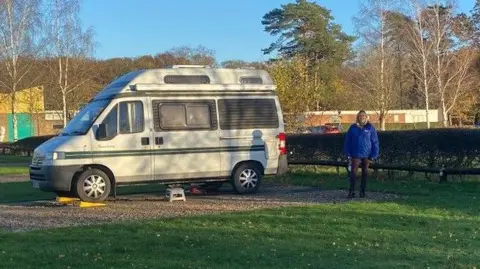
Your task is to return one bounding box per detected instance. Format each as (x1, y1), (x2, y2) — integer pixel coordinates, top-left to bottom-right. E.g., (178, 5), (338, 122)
(0, 168), (478, 268)
(0, 166), (29, 175)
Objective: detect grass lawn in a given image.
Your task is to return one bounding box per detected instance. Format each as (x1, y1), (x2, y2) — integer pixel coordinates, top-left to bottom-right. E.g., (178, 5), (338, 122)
(0, 166), (29, 175)
(0, 168), (479, 268)
(0, 155), (30, 175)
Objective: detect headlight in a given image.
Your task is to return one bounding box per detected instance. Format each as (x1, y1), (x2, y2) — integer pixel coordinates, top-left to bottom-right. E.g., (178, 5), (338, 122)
(44, 152), (66, 160)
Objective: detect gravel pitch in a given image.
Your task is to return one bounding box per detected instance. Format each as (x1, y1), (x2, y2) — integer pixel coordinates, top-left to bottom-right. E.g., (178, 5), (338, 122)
(0, 175), (28, 183)
(0, 185), (399, 232)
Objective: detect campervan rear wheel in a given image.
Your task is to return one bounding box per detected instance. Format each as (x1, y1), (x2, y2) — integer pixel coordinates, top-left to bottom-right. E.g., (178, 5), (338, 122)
(232, 163), (262, 194)
(74, 168), (111, 202)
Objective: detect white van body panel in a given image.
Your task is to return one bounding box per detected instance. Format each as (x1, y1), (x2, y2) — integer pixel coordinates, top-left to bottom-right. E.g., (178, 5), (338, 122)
(30, 66), (287, 195)
(89, 96), (154, 183)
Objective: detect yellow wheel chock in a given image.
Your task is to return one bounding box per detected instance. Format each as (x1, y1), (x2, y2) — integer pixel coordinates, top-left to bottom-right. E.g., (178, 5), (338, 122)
(56, 196), (106, 208)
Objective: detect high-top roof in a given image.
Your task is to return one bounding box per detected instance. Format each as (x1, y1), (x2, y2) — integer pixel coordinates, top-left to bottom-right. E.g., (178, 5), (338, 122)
(95, 66), (276, 99)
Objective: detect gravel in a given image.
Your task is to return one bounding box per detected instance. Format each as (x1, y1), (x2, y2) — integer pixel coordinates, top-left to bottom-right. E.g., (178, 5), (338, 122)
(0, 175), (28, 183)
(0, 185), (399, 233)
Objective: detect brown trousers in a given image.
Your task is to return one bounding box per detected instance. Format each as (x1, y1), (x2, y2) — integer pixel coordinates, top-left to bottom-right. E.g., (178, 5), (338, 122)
(349, 158), (370, 191)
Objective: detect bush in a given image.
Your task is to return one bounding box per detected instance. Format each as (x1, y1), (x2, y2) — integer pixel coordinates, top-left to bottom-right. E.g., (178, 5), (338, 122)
(11, 135), (56, 152)
(286, 128), (480, 169)
(384, 122), (442, 130)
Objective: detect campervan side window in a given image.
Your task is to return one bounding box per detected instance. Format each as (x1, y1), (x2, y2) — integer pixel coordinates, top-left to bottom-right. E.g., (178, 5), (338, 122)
(153, 100), (217, 131)
(119, 101), (144, 134)
(186, 104), (211, 128)
(218, 98), (279, 130)
(160, 104), (186, 129)
(100, 104), (118, 138)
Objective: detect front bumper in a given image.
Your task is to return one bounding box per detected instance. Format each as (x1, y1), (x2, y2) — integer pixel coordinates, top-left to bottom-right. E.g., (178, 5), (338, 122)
(30, 165), (82, 192)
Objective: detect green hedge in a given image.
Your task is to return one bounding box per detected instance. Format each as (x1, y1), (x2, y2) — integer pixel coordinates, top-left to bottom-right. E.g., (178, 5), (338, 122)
(11, 135), (56, 151)
(286, 129), (480, 169)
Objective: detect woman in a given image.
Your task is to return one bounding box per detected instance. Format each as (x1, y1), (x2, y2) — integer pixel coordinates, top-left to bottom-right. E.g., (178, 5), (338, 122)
(343, 110), (379, 198)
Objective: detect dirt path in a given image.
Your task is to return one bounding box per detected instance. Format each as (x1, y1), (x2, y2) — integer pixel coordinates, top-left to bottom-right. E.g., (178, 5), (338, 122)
(0, 185), (399, 232)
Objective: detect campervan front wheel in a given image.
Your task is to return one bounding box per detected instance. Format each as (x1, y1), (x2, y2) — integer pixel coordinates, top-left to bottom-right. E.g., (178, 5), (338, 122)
(74, 168), (112, 202)
(232, 163), (262, 194)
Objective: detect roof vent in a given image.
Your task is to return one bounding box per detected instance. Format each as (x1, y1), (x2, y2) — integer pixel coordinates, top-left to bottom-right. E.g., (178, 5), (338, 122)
(164, 75), (211, 84)
(240, 76), (263, 84)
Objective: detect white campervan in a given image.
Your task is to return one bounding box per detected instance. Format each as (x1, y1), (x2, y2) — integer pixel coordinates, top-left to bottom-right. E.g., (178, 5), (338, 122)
(30, 66), (288, 202)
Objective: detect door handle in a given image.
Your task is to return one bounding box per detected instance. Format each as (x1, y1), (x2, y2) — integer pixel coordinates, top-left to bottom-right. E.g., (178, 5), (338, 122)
(155, 137), (163, 145)
(141, 137), (149, 145)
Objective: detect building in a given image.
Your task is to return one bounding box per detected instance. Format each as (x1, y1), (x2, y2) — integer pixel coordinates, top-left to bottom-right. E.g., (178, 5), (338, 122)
(302, 109), (440, 126)
(0, 86), (62, 142)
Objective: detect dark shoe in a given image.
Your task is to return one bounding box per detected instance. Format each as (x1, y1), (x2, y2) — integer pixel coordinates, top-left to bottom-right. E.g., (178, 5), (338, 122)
(348, 189), (355, 198)
(360, 189), (365, 198)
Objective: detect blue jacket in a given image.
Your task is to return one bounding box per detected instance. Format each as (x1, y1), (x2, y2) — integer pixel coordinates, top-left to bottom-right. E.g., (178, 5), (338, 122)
(343, 122), (379, 159)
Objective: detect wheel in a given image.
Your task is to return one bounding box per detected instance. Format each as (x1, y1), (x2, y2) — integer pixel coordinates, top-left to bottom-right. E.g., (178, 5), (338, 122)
(74, 168), (111, 202)
(232, 163), (262, 194)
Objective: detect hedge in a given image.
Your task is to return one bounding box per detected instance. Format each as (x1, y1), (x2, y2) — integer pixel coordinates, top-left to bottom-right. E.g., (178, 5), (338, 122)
(9, 135), (56, 155)
(286, 128), (480, 170)
(6, 129), (480, 171)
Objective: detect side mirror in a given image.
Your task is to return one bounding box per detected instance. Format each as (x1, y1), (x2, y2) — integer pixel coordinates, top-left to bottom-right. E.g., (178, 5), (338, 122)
(97, 123), (107, 139)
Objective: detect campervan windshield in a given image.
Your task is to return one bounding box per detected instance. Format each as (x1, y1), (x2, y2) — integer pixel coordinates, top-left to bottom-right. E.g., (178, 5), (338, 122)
(61, 99), (111, 136)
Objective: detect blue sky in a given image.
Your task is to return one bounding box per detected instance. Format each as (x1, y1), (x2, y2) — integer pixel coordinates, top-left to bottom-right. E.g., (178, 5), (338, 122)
(80, 0), (476, 63)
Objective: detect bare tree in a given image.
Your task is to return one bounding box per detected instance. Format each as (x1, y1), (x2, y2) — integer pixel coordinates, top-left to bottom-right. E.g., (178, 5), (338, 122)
(0, 0), (41, 141)
(426, 2), (475, 126)
(43, 0), (95, 127)
(348, 48), (399, 127)
(354, 0), (402, 130)
(405, 0), (436, 128)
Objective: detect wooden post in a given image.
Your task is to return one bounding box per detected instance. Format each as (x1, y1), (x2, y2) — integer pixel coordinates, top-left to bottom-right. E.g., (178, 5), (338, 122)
(439, 169), (447, 183)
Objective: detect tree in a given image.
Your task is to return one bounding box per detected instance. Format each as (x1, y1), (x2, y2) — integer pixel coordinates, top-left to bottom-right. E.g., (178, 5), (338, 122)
(163, 45), (216, 67)
(262, 0), (355, 119)
(221, 60), (267, 69)
(268, 58), (312, 130)
(262, 0), (355, 63)
(42, 0), (95, 127)
(425, 2), (475, 126)
(347, 48), (400, 129)
(404, 0), (436, 128)
(353, 0), (402, 130)
(0, 0), (41, 141)
(470, 0), (480, 47)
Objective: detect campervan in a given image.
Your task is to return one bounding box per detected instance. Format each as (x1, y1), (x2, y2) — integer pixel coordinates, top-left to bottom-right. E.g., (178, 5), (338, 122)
(30, 66), (288, 202)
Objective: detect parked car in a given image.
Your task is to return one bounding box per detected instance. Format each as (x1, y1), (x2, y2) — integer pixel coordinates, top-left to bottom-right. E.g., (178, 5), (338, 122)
(297, 124), (340, 134)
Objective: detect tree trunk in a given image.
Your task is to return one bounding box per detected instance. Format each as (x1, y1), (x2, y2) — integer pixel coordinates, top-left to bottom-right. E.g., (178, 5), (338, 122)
(425, 93), (430, 129)
(63, 92), (67, 127)
(423, 55), (430, 129)
(379, 110), (386, 131)
(10, 91), (18, 142)
(440, 97), (448, 127)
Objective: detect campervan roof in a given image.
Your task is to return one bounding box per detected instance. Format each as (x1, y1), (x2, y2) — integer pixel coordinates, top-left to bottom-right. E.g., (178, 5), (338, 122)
(94, 66), (276, 99)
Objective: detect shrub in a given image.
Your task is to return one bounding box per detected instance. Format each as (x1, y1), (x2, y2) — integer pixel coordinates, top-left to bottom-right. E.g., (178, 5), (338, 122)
(286, 128), (480, 169)
(11, 135), (56, 152)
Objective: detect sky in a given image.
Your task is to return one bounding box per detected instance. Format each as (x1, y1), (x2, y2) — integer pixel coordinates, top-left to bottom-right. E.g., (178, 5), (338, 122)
(80, 0), (476, 63)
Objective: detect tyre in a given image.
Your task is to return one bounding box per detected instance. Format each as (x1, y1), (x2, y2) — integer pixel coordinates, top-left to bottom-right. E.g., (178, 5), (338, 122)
(231, 163), (262, 194)
(74, 168), (111, 202)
